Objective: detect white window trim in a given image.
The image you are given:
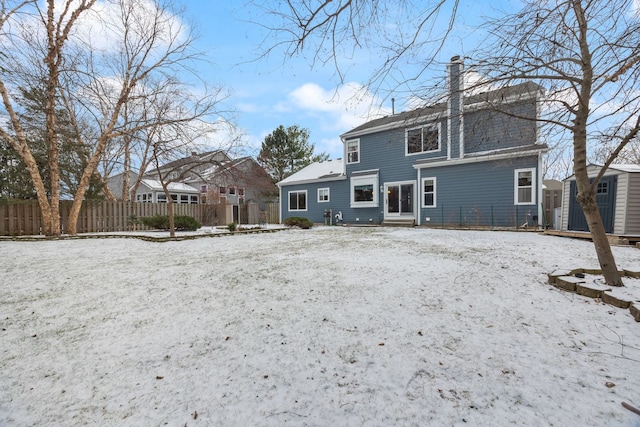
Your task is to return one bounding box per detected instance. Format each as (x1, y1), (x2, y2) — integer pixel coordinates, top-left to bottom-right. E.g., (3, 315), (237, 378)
(317, 187), (330, 203)
(514, 168), (536, 205)
(346, 139), (360, 164)
(288, 190), (308, 212)
(405, 123), (441, 156)
(350, 175), (379, 208)
(421, 177), (437, 208)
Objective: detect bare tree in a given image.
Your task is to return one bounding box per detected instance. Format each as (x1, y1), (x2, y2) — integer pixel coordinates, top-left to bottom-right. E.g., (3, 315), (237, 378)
(254, 0), (640, 287)
(251, 0), (460, 95)
(0, 0), (227, 236)
(466, 0), (640, 286)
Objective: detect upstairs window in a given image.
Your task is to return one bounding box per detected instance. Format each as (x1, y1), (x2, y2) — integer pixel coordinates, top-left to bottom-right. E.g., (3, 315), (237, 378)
(406, 124), (440, 155)
(515, 168), (535, 205)
(229, 187), (236, 195)
(346, 139), (360, 164)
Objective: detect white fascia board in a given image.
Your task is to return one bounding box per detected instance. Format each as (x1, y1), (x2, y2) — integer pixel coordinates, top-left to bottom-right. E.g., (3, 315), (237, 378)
(276, 175), (347, 188)
(413, 148), (546, 170)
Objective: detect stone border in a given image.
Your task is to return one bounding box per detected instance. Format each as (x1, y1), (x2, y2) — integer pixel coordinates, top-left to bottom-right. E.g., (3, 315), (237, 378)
(548, 268), (640, 322)
(0, 227), (287, 243)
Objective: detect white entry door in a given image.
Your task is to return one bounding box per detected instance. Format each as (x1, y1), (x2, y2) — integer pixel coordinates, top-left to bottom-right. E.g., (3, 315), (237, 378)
(384, 181), (415, 218)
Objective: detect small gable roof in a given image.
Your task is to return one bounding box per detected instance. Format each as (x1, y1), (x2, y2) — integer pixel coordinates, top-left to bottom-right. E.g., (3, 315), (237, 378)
(277, 159), (345, 186)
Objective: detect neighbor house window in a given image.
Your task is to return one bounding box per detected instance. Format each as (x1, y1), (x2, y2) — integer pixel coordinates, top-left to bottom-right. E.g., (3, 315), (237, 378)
(190, 195), (199, 204)
(346, 139), (360, 164)
(229, 187), (236, 195)
(238, 188), (244, 196)
(200, 185), (207, 193)
(157, 193), (167, 203)
(406, 124), (440, 155)
(515, 168), (535, 205)
(422, 177), (436, 207)
(219, 186), (226, 194)
(318, 188), (330, 202)
(350, 175), (379, 208)
(289, 190), (307, 211)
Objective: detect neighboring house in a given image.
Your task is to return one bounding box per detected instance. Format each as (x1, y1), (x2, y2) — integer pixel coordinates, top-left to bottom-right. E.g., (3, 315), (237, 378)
(185, 156), (278, 222)
(106, 151), (277, 221)
(560, 164), (640, 235)
(134, 179), (200, 204)
(278, 56), (548, 227)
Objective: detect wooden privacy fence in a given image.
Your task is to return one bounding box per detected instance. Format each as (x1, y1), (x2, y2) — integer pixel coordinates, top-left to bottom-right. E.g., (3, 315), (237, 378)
(0, 200), (280, 236)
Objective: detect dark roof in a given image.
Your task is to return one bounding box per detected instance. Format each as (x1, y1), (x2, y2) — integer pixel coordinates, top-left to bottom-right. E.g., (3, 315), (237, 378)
(154, 149), (229, 172)
(342, 81), (543, 137)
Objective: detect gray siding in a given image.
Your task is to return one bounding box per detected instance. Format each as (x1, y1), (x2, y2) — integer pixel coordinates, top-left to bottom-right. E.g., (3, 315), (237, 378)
(419, 156), (540, 227)
(281, 179), (350, 224)
(465, 102), (537, 154)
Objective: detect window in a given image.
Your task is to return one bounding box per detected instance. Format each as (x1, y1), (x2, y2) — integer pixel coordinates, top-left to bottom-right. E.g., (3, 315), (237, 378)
(238, 188), (244, 196)
(180, 194), (189, 203)
(219, 186), (226, 194)
(422, 177), (436, 207)
(157, 193), (167, 203)
(229, 187), (236, 195)
(350, 175), (379, 208)
(318, 188), (330, 202)
(346, 139), (360, 164)
(597, 181), (608, 194)
(515, 168), (535, 205)
(406, 124), (440, 155)
(288, 190), (307, 211)
(190, 195), (199, 204)
(200, 185), (207, 193)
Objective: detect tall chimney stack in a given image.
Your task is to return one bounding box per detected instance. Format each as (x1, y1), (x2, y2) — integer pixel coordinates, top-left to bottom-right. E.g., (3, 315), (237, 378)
(448, 55), (464, 159)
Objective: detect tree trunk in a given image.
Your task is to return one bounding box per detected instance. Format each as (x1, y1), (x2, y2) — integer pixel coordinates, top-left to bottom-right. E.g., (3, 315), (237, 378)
(168, 197), (176, 238)
(574, 169), (623, 287)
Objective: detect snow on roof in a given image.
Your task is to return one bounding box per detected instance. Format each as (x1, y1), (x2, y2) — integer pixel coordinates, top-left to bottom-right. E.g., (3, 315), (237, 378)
(608, 164), (640, 173)
(139, 179), (199, 193)
(277, 159), (345, 186)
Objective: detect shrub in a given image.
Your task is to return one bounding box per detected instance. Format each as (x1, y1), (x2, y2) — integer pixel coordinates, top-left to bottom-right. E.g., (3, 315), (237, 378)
(140, 214), (201, 231)
(283, 216), (313, 229)
(227, 222), (237, 232)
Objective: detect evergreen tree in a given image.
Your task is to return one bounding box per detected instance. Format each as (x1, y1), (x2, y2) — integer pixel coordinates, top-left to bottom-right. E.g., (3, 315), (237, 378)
(258, 125), (329, 182)
(0, 85), (104, 201)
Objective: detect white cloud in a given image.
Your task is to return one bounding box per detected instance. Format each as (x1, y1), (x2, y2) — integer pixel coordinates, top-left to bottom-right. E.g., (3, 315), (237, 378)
(287, 82), (391, 132)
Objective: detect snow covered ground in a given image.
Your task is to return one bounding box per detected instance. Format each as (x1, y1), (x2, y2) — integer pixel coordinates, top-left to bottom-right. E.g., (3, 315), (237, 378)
(0, 226), (639, 426)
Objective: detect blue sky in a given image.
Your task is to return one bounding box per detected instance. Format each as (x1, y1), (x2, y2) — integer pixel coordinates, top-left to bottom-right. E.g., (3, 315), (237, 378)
(171, 1), (495, 161)
(166, 0), (519, 158)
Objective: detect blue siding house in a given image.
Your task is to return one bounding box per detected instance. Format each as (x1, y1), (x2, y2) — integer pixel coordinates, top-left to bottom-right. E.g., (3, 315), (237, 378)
(278, 57), (547, 228)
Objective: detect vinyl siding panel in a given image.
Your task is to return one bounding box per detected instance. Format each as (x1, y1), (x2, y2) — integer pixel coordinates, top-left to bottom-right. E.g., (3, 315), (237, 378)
(419, 156), (540, 227)
(281, 179), (349, 224)
(625, 173), (640, 234)
(464, 102), (537, 154)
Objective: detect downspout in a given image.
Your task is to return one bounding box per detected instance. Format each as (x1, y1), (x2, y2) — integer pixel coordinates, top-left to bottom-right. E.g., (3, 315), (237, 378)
(538, 151), (544, 227)
(416, 167), (421, 226)
(278, 184), (282, 224)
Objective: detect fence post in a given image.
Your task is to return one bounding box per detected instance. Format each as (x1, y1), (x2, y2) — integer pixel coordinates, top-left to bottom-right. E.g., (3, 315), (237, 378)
(491, 205), (494, 229)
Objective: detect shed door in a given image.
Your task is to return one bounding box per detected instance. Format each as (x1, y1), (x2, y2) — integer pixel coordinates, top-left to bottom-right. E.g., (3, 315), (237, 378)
(568, 175), (616, 233)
